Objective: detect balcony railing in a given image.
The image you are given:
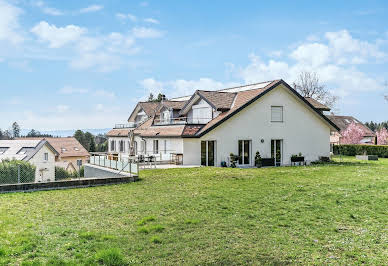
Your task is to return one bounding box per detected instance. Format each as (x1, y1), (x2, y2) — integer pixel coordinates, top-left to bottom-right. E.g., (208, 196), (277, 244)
(114, 122), (137, 129)
(153, 117), (211, 125)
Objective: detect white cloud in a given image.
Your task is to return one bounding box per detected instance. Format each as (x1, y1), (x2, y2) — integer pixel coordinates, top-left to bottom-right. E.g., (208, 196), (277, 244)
(290, 43), (330, 67)
(56, 105), (69, 113)
(144, 18), (159, 24)
(139, 78), (239, 99)
(269, 50), (283, 58)
(132, 27), (164, 39)
(116, 13), (137, 22)
(0, 0), (24, 44)
(31, 21), (86, 48)
(33, 1), (63, 16)
(79, 5), (103, 13)
(59, 86), (88, 94)
(70, 52), (121, 72)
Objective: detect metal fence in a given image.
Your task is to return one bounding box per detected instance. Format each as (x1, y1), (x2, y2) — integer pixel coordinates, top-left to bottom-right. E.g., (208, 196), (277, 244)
(89, 155), (139, 176)
(0, 163), (35, 185)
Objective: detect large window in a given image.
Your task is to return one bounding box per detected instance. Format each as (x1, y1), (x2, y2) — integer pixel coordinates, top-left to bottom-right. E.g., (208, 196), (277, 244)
(164, 140), (167, 154)
(119, 140), (125, 152)
(271, 106), (283, 122)
(201, 141), (216, 166)
(110, 140), (115, 152)
(238, 140), (251, 165)
(153, 140), (159, 154)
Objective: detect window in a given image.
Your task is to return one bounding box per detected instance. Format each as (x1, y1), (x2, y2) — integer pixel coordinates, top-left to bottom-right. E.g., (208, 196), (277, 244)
(134, 141), (138, 155)
(238, 140), (251, 165)
(74, 147), (79, 151)
(61, 148), (67, 152)
(44, 152), (49, 161)
(141, 140), (146, 153)
(201, 141), (216, 166)
(119, 140), (125, 152)
(271, 106), (283, 122)
(77, 159), (82, 166)
(0, 147), (8, 154)
(153, 140), (159, 154)
(164, 140), (167, 154)
(110, 140), (115, 152)
(17, 147), (34, 155)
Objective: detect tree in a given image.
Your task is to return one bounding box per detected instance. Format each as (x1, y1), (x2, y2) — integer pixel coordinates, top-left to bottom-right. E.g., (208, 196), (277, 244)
(84, 132), (96, 152)
(341, 122), (364, 144)
(376, 128), (388, 145)
(148, 92), (165, 102)
(3, 130), (12, 140)
(293, 71), (338, 108)
(12, 122), (20, 138)
(74, 130), (86, 149)
(148, 93), (154, 102)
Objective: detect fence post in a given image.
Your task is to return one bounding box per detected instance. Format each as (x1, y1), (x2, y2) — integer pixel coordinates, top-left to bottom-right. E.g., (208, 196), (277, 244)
(17, 165), (21, 184)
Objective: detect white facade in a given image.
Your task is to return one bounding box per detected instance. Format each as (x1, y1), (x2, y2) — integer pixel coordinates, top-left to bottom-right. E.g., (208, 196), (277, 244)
(28, 144), (56, 182)
(183, 84), (331, 166)
(108, 82), (335, 167)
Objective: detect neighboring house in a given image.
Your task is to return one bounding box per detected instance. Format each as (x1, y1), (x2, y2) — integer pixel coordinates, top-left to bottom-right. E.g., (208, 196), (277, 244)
(327, 115), (376, 145)
(19, 137), (90, 172)
(107, 79), (339, 166)
(0, 139), (58, 182)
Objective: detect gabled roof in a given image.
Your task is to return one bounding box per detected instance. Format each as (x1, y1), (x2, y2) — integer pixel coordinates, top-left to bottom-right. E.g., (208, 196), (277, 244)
(0, 139), (58, 161)
(127, 102), (160, 122)
(158, 100), (187, 111)
(327, 115), (375, 137)
(17, 137), (89, 158)
(304, 97), (331, 111)
(191, 80), (340, 137)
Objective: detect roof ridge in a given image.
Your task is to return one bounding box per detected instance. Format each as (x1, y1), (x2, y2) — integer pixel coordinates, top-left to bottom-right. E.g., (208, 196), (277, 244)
(215, 79), (280, 92)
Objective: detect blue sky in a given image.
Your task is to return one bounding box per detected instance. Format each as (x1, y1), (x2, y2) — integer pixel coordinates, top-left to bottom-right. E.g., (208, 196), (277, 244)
(1, 0), (387, 131)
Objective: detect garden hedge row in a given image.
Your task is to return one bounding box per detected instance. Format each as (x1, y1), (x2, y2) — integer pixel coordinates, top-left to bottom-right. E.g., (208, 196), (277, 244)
(0, 160), (36, 184)
(333, 144), (388, 158)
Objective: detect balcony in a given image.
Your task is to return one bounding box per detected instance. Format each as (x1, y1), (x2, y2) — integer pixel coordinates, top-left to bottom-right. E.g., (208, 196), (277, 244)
(114, 122), (137, 129)
(153, 117), (211, 126)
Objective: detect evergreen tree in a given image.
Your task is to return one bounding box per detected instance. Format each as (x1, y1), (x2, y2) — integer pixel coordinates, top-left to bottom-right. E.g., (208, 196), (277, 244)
(12, 122), (20, 138)
(74, 130), (86, 149)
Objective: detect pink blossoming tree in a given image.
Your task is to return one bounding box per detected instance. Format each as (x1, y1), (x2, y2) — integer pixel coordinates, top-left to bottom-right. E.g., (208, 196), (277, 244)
(376, 127), (388, 145)
(340, 122), (364, 144)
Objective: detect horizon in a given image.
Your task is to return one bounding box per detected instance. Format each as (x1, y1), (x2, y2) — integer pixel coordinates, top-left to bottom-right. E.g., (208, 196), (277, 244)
(1, 0), (388, 131)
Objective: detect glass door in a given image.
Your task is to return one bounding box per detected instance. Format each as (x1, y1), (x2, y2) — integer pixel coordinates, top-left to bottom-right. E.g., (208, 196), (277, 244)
(271, 139), (283, 166)
(238, 140), (251, 165)
(201, 141), (216, 166)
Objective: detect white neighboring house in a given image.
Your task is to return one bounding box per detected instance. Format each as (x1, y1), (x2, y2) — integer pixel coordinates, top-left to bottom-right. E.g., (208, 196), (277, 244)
(107, 79), (340, 166)
(0, 139), (58, 182)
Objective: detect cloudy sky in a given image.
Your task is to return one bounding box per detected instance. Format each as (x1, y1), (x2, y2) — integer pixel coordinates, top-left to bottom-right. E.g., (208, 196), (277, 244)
(1, 0), (388, 131)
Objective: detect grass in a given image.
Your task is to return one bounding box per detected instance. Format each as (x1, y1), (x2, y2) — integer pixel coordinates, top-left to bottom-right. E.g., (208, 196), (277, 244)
(0, 156), (387, 265)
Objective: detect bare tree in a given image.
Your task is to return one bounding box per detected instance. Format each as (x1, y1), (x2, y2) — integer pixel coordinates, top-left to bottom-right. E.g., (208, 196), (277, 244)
(293, 71), (338, 108)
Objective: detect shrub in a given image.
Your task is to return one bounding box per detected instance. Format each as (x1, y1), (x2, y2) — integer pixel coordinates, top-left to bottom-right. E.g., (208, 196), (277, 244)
(333, 144), (388, 158)
(0, 160), (35, 184)
(95, 248), (127, 266)
(55, 167), (74, 181)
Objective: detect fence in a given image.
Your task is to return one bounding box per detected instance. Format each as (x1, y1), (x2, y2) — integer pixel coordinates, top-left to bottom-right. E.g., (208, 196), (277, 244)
(89, 155), (139, 176)
(0, 162), (36, 185)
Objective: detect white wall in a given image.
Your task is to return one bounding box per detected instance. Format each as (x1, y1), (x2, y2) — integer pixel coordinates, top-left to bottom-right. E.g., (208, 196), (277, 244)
(183, 84), (331, 166)
(28, 144), (56, 182)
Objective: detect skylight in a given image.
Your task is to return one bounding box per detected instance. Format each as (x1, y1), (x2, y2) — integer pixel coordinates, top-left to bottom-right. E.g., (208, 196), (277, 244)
(17, 147), (34, 155)
(0, 147), (8, 155)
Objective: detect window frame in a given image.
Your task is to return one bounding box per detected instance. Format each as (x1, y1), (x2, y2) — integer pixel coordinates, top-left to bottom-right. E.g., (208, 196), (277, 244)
(153, 140), (159, 154)
(44, 152), (49, 161)
(271, 106), (284, 122)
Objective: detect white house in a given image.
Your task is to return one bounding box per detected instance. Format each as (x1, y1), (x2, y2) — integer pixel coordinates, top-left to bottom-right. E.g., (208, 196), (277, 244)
(107, 79), (339, 166)
(0, 139), (58, 182)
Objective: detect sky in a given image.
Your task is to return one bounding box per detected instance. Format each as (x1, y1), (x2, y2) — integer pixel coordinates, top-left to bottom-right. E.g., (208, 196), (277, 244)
(1, 0), (388, 131)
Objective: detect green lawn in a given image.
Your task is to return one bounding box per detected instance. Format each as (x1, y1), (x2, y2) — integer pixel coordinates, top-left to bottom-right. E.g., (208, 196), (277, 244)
(0, 157), (387, 265)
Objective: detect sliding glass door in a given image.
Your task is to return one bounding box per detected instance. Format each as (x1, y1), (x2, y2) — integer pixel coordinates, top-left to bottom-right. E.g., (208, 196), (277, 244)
(238, 140), (251, 165)
(271, 139), (283, 166)
(201, 141), (216, 166)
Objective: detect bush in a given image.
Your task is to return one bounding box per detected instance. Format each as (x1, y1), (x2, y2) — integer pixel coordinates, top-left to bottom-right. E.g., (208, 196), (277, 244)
(55, 167), (74, 181)
(0, 159), (36, 184)
(95, 248), (127, 266)
(333, 144), (388, 158)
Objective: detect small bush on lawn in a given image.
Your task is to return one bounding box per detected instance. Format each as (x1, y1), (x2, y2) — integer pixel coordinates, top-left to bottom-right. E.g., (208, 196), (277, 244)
(150, 236), (162, 244)
(136, 216), (155, 226)
(95, 248), (127, 266)
(0, 159), (35, 184)
(333, 144), (388, 158)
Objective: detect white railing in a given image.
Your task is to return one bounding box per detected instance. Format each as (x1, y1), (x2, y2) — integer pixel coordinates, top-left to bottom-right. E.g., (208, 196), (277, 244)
(90, 155), (138, 176)
(114, 122), (137, 129)
(153, 117), (211, 125)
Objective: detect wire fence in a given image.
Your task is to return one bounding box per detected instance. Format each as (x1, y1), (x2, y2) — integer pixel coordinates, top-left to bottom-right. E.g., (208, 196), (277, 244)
(0, 161), (85, 186)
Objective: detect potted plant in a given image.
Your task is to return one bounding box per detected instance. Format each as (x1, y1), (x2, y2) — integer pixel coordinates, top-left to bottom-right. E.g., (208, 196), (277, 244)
(291, 152), (305, 165)
(254, 151), (262, 168)
(229, 153), (241, 168)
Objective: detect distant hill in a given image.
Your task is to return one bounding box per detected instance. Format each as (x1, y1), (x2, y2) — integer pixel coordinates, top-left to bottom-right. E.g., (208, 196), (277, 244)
(20, 128), (111, 137)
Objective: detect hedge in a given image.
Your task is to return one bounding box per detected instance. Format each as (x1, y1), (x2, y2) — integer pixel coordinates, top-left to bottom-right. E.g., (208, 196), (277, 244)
(0, 160), (36, 184)
(333, 144), (388, 158)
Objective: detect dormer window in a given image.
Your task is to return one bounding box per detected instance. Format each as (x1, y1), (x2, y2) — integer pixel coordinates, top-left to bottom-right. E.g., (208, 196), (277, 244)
(61, 148), (67, 152)
(271, 106), (283, 122)
(0, 147), (8, 154)
(17, 147), (35, 155)
(74, 147), (79, 151)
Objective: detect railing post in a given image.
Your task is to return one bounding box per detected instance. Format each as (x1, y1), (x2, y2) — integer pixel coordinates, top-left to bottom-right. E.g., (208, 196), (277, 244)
(17, 165), (21, 184)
